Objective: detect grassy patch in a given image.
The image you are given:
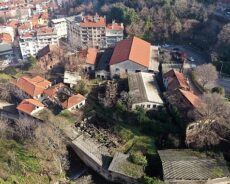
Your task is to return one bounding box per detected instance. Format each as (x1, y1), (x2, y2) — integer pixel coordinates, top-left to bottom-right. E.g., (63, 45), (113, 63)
(0, 73), (12, 83)
(0, 140), (48, 184)
(210, 167), (225, 178)
(115, 125), (157, 155)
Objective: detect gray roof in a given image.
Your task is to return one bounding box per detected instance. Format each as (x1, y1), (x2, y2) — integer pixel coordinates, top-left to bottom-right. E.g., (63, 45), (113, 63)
(158, 149), (230, 182)
(108, 152), (144, 179)
(96, 48), (113, 71)
(128, 72), (163, 105)
(0, 43), (13, 56)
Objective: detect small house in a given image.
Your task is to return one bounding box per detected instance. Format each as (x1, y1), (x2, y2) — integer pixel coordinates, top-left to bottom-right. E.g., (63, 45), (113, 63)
(62, 94), (86, 111)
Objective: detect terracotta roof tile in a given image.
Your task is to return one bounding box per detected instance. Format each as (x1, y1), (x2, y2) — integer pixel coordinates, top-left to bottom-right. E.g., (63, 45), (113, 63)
(80, 15), (106, 27)
(179, 89), (202, 109)
(109, 36), (151, 68)
(43, 83), (66, 98)
(62, 94), (86, 109)
(164, 69), (190, 91)
(106, 23), (124, 31)
(80, 48), (98, 65)
(17, 98), (44, 114)
(11, 76), (51, 97)
(0, 33), (12, 44)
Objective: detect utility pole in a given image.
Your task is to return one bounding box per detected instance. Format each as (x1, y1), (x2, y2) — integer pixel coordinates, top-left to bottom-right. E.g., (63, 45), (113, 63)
(220, 61), (223, 76)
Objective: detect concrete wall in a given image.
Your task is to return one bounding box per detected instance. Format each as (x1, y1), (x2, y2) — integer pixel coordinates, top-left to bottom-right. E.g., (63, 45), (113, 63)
(110, 60), (148, 78)
(132, 101), (163, 110)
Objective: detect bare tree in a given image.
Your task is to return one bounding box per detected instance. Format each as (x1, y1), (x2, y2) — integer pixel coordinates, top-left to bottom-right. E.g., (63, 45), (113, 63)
(193, 64), (218, 88)
(186, 93), (230, 148)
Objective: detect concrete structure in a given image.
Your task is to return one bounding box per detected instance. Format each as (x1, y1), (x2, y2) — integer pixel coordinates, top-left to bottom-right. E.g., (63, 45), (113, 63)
(51, 18), (67, 39)
(66, 13), (106, 49)
(66, 13), (124, 49)
(64, 71), (81, 88)
(71, 135), (143, 184)
(128, 72), (163, 110)
(109, 36), (155, 78)
(19, 27), (58, 59)
(95, 48), (113, 80)
(106, 21), (124, 48)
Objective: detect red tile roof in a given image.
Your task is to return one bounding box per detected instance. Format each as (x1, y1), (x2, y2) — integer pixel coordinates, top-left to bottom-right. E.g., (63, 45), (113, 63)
(179, 89), (202, 109)
(11, 76), (51, 97)
(17, 98), (44, 114)
(43, 83), (66, 98)
(106, 23), (124, 31)
(62, 94), (86, 109)
(80, 15), (106, 27)
(6, 20), (18, 28)
(80, 48), (98, 65)
(164, 69), (190, 91)
(109, 36), (151, 68)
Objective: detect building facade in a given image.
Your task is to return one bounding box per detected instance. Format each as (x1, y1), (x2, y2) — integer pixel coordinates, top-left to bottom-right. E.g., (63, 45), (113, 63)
(19, 27), (58, 59)
(51, 18), (67, 39)
(66, 13), (124, 49)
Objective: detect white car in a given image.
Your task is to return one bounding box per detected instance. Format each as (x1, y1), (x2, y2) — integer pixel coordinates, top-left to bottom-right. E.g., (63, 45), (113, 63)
(188, 57), (195, 62)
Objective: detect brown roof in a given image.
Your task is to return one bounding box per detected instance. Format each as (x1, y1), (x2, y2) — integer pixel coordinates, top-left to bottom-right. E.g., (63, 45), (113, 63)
(80, 48), (98, 65)
(11, 76), (51, 97)
(164, 69), (190, 91)
(17, 98), (44, 114)
(80, 15), (106, 27)
(109, 36), (151, 68)
(0, 33), (12, 44)
(62, 94), (86, 109)
(43, 83), (66, 98)
(179, 89), (202, 109)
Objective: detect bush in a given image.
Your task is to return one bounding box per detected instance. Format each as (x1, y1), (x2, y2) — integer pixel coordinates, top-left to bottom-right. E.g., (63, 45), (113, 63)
(130, 151), (147, 166)
(141, 176), (163, 184)
(73, 80), (90, 96)
(212, 86), (225, 96)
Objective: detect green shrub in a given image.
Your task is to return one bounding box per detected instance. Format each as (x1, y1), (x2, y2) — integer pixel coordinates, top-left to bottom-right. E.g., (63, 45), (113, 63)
(73, 80), (90, 96)
(130, 151), (147, 166)
(212, 86), (225, 96)
(141, 176), (163, 184)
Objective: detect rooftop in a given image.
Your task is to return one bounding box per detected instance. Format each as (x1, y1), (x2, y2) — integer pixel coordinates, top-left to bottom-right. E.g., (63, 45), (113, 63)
(62, 94), (86, 109)
(158, 149), (230, 182)
(17, 98), (44, 114)
(163, 69), (190, 91)
(110, 36), (151, 68)
(108, 152), (144, 179)
(80, 48), (98, 65)
(11, 76), (51, 97)
(128, 72), (163, 105)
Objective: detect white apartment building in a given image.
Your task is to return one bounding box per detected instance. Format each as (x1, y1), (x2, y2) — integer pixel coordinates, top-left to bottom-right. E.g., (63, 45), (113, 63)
(19, 27), (58, 59)
(106, 21), (124, 48)
(51, 18), (67, 39)
(66, 13), (124, 49)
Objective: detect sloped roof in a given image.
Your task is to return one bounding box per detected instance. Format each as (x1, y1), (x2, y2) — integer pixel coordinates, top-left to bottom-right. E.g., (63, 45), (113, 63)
(43, 83), (67, 98)
(62, 94), (86, 109)
(109, 36), (151, 68)
(164, 69), (190, 91)
(128, 72), (163, 105)
(158, 149), (230, 182)
(80, 48), (98, 65)
(11, 76), (51, 97)
(17, 98), (44, 114)
(179, 89), (202, 109)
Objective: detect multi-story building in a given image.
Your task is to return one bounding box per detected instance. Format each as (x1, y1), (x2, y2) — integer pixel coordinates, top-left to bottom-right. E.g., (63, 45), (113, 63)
(106, 21), (124, 48)
(51, 18), (67, 39)
(66, 13), (106, 49)
(19, 27), (58, 59)
(66, 13), (124, 49)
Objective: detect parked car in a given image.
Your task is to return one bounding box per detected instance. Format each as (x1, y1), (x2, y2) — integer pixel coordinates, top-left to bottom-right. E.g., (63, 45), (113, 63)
(188, 56), (195, 62)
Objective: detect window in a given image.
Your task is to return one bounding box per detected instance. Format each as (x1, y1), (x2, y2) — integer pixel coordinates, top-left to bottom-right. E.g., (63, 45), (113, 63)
(115, 68), (120, 72)
(147, 104), (151, 108)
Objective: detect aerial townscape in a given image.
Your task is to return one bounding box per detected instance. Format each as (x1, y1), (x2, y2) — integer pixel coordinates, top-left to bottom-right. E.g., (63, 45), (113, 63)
(0, 0), (230, 183)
